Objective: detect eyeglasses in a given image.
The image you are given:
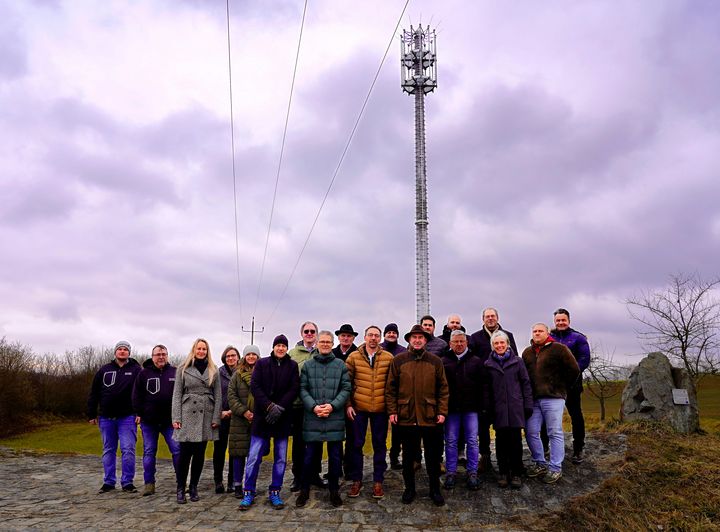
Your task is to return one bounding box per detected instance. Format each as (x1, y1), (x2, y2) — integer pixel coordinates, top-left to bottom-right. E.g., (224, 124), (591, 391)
(303, 329), (316, 334)
(152, 353), (167, 357)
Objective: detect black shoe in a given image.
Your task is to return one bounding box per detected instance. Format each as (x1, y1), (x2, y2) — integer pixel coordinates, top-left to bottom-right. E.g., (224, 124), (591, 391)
(401, 489), (416, 504)
(121, 484), (138, 493)
(290, 478), (301, 492)
(177, 488), (187, 504)
(429, 490), (445, 507)
(329, 490), (343, 507)
(234, 485), (243, 498)
(189, 485), (200, 502)
(309, 476), (328, 489)
(571, 450), (584, 464)
(295, 489), (310, 508)
(390, 461), (403, 471)
(98, 483), (115, 494)
(215, 483), (225, 494)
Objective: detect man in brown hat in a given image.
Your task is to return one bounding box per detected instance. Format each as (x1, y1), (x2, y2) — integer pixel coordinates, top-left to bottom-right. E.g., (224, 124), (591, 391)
(386, 325), (449, 506)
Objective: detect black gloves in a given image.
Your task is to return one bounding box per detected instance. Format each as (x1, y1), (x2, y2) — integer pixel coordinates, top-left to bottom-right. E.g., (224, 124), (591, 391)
(265, 403), (285, 424)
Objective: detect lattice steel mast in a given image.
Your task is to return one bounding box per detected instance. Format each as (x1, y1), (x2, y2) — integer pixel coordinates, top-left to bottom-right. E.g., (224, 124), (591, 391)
(401, 25), (437, 323)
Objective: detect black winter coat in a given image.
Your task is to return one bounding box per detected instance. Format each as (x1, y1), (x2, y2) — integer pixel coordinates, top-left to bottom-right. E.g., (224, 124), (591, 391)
(250, 354), (299, 438)
(468, 326), (519, 363)
(132, 359), (177, 426)
(441, 350), (484, 413)
(484, 352), (534, 429)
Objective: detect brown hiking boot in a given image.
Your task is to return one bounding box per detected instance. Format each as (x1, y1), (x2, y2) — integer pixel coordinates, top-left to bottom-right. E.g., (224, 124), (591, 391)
(347, 480), (362, 498)
(372, 482), (384, 499)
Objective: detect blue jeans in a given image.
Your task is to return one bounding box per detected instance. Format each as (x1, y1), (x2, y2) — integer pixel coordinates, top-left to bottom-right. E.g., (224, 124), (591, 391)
(444, 412), (479, 474)
(350, 411), (388, 482)
(140, 422), (180, 484)
(526, 398), (565, 472)
(244, 435), (288, 492)
(98, 416), (137, 487)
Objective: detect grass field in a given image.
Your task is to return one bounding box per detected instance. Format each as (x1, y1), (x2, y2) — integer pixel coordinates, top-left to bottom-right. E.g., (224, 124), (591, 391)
(2, 375), (718, 455)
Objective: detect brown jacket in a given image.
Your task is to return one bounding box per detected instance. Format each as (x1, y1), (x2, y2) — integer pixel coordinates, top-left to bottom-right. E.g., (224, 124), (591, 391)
(521, 340), (580, 400)
(346, 344), (394, 413)
(385, 348), (449, 427)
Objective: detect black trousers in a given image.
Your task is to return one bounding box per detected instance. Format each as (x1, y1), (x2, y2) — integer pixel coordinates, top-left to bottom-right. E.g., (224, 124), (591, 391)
(212, 419), (234, 486)
(540, 386), (585, 454)
(478, 416), (492, 457)
(494, 427), (523, 477)
(291, 407), (321, 479)
(398, 425), (443, 492)
(177, 441), (208, 489)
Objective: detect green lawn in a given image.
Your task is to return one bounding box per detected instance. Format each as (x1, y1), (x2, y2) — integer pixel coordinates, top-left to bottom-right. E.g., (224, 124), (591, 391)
(582, 374), (720, 432)
(3, 375), (718, 455)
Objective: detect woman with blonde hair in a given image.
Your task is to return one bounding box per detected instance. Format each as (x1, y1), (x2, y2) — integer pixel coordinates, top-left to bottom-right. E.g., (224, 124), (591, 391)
(172, 338), (221, 503)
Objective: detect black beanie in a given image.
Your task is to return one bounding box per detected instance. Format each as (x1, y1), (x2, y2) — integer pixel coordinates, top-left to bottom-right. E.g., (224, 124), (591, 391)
(383, 323), (399, 335)
(273, 334), (289, 348)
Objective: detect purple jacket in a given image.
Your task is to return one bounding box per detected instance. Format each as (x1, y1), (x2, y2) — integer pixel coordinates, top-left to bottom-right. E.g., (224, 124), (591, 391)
(380, 341), (406, 356)
(87, 358), (141, 419)
(250, 353), (299, 438)
(132, 359), (177, 427)
(484, 351), (534, 429)
(551, 327), (590, 373)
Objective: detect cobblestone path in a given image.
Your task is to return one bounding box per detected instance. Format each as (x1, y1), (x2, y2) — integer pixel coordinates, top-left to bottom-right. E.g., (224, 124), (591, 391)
(0, 433), (626, 531)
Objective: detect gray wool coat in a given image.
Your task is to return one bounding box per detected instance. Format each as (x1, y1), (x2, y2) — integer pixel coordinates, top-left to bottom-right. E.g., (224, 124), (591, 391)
(171, 365), (222, 442)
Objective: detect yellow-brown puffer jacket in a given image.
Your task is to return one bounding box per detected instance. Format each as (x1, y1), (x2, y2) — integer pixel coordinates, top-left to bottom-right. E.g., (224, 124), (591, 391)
(346, 344), (394, 413)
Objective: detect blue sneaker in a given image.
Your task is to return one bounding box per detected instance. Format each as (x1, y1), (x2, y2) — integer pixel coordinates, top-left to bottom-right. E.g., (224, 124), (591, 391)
(268, 489), (285, 509)
(238, 490), (254, 511)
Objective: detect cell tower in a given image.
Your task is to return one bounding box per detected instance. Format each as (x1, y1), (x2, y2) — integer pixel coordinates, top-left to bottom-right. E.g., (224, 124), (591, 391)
(401, 25), (437, 323)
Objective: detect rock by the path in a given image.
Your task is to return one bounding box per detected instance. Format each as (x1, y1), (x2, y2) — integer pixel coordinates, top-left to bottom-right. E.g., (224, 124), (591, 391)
(620, 352), (699, 433)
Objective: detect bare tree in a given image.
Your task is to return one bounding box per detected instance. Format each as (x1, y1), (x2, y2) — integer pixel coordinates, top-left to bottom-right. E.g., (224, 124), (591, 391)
(626, 272), (720, 383)
(584, 346), (624, 421)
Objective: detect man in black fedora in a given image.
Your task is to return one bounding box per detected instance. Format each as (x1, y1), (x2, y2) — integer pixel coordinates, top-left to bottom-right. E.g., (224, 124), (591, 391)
(332, 324), (359, 362)
(386, 324), (449, 506)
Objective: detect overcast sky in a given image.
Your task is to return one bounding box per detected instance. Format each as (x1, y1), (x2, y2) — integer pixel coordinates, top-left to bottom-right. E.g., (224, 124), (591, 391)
(2, 0), (719, 365)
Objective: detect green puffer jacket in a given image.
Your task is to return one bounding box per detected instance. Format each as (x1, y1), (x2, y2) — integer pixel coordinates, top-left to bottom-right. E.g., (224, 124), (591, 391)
(300, 352), (351, 442)
(228, 369), (254, 457)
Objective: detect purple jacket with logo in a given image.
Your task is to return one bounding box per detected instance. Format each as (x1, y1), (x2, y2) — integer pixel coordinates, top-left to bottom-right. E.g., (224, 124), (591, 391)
(132, 359), (177, 427)
(87, 358), (141, 419)
(550, 327), (590, 372)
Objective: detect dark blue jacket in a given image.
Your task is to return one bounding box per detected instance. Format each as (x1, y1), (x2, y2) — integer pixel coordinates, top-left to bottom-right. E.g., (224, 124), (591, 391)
(484, 351), (534, 429)
(218, 364), (235, 411)
(468, 326), (518, 363)
(250, 353), (299, 438)
(132, 359), (177, 426)
(441, 349), (485, 413)
(331, 343), (357, 362)
(87, 358), (141, 419)
(551, 327), (590, 373)
(380, 341), (406, 356)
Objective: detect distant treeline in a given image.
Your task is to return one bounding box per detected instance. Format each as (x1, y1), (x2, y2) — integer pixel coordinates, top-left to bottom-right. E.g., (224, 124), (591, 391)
(0, 337), (182, 437)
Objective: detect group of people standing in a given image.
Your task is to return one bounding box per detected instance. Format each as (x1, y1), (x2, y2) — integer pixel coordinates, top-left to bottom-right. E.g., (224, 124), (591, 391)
(86, 307), (590, 509)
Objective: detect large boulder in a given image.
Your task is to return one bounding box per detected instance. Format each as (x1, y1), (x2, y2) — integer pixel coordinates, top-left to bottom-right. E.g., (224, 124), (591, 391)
(620, 352), (699, 433)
